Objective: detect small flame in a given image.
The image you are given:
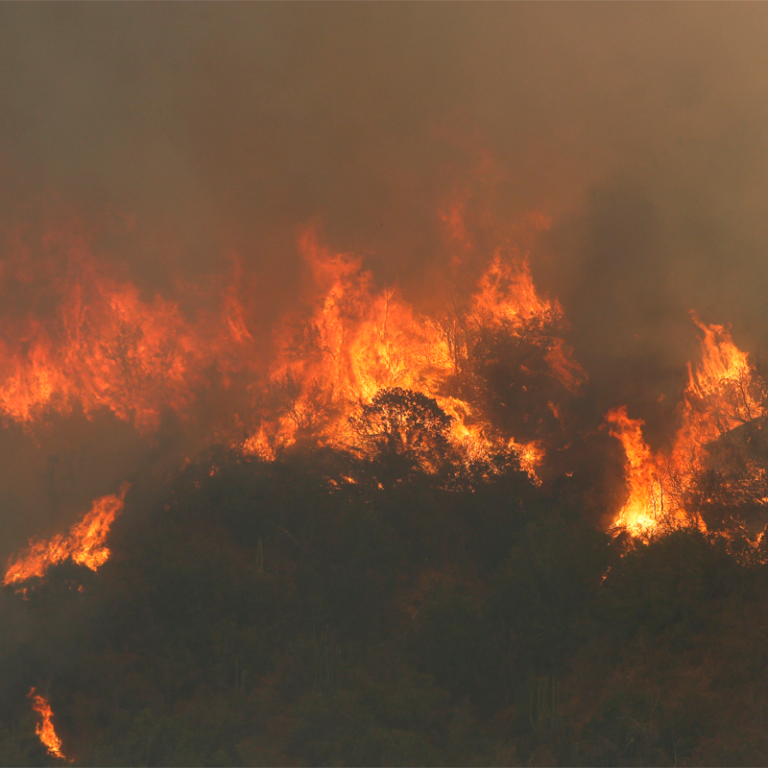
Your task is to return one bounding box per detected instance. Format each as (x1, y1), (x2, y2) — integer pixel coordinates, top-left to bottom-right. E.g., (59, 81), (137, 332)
(4, 485), (129, 586)
(28, 688), (69, 761)
(511, 439), (545, 485)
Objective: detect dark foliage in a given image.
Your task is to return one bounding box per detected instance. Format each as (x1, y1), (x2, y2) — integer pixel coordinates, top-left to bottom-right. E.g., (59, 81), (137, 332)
(3, 431), (768, 766)
(349, 387), (455, 479)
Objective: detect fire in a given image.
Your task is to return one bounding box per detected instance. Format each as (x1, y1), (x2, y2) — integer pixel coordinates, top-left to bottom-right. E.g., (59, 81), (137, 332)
(28, 688), (69, 761)
(471, 252), (559, 332)
(609, 320), (765, 536)
(4, 485), (129, 586)
(0, 272), (200, 430)
(243, 225), (581, 481)
(606, 407), (668, 535)
(510, 438), (545, 484)
(672, 319), (764, 470)
(0, 223), (256, 430)
(0, 208), (579, 486)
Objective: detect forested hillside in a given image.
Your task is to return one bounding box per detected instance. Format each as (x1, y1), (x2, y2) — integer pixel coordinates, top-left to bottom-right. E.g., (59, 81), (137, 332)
(3, 428), (768, 767)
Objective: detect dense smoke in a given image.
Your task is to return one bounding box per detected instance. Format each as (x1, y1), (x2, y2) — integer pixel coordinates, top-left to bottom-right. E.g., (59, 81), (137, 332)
(2, 4), (768, 545)
(7, 8), (768, 765)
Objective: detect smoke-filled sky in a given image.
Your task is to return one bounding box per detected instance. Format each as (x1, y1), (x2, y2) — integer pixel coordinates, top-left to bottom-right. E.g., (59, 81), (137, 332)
(3, 4), (768, 337)
(2, 3), (768, 546)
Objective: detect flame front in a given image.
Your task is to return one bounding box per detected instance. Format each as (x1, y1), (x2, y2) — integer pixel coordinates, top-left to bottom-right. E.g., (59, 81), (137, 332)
(4, 486), (129, 586)
(28, 688), (68, 761)
(0, 223), (256, 430)
(243, 225), (582, 480)
(0, 208), (586, 597)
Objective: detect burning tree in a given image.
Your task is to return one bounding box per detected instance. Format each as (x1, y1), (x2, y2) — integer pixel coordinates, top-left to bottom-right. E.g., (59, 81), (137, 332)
(349, 387), (454, 478)
(241, 231), (580, 486)
(608, 318), (768, 544)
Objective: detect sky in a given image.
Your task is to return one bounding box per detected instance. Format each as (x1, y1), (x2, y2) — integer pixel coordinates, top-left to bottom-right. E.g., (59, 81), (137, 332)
(2, 3), (768, 546)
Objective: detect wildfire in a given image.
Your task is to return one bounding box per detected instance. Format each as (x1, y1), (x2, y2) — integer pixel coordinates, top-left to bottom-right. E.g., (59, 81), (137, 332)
(0, 223), (257, 431)
(606, 407), (668, 535)
(242, 225), (582, 481)
(672, 319), (764, 469)
(609, 320), (765, 537)
(0, 205), (582, 487)
(4, 486), (129, 586)
(28, 688), (69, 761)
(8, 203), (766, 539)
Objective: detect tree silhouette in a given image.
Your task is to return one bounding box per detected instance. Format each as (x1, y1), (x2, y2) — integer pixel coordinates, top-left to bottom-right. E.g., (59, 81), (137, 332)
(348, 387), (453, 477)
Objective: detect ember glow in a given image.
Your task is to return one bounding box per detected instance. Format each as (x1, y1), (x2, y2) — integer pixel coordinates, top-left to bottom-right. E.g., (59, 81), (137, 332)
(28, 689), (68, 761)
(4, 486), (129, 586)
(608, 320), (766, 537)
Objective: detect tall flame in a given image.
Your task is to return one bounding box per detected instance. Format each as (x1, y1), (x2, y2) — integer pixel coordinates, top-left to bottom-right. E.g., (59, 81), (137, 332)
(609, 320), (765, 536)
(0, 225), (257, 430)
(672, 319), (764, 470)
(0, 210), (582, 488)
(243, 226), (582, 480)
(0, 207), (582, 488)
(4, 486), (129, 586)
(606, 407), (668, 535)
(28, 688), (69, 761)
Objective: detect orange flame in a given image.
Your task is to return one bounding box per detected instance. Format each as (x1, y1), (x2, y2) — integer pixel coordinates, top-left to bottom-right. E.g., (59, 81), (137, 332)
(672, 319), (764, 471)
(28, 688), (69, 761)
(606, 407), (668, 535)
(243, 226), (580, 480)
(609, 320), (764, 536)
(471, 251), (560, 330)
(4, 486), (129, 586)
(0, 210), (578, 486)
(0, 225), (257, 431)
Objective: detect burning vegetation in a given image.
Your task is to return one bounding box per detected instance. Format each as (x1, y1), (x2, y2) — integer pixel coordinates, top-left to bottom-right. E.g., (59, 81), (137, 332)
(3, 205), (768, 766)
(0, 212), (583, 493)
(607, 318), (768, 543)
(28, 689), (68, 762)
(6, 3), (768, 764)
(242, 226), (582, 483)
(4, 486), (128, 588)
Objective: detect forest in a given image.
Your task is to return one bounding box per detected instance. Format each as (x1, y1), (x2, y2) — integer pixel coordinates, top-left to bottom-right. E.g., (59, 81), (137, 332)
(5, 4), (768, 766)
(1, 374), (768, 766)
(0, 232), (767, 767)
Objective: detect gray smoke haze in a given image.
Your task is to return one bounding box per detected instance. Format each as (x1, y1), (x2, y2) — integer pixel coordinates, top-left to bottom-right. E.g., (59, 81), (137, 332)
(2, 3), (768, 548)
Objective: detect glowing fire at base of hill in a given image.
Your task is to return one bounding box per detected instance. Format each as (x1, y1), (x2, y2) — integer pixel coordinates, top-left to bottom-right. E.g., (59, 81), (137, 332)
(4, 485), (129, 587)
(29, 689), (70, 762)
(608, 320), (766, 538)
